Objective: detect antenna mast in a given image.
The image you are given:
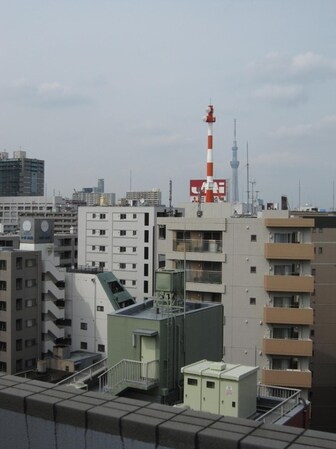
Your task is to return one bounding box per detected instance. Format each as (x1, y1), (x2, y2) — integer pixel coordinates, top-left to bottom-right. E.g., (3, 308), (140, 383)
(246, 142), (250, 213)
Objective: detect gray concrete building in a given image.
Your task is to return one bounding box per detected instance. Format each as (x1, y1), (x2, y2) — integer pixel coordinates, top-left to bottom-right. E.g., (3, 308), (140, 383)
(0, 248), (42, 374)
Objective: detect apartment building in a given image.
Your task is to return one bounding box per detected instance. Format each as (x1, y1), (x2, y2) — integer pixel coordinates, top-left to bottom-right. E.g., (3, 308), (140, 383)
(292, 211), (336, 432)
(77, 206), (182, 300)
(0, 248), (42, 374)
(157, 202), (314, 397)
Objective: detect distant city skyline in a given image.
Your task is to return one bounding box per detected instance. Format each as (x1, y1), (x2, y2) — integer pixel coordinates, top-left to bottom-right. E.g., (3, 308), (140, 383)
(1, 1), (336, 209)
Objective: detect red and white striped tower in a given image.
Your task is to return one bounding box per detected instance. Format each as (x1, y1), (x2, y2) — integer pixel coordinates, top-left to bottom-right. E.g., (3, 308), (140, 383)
(203, 104), (216, 203)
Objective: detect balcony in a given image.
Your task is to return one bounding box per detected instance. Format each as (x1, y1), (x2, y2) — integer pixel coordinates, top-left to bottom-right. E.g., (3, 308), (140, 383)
(173, 239), (222, 254)
(262, 368), (312, 389)
(264, 243), (314, 260)
(186, 269), (222, 284)
(264, 218), (314, 228)
(264, 307), (313, 325)
(263, 338), (313, 357)
(264, 275), (314, 293)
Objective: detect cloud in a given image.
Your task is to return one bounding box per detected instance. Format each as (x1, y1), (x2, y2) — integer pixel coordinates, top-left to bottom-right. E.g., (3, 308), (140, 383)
(251, 84), (307, 106)
(249, 52), (336, 83)
(273, 114), (336, 138)
(2, 79), (92, 108)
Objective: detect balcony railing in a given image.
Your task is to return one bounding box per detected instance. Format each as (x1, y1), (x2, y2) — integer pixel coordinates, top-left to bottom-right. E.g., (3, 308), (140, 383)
(173, 239), (222, 253)
(186, 269), (222, 284)
(256, 384), (300, 424)
(264, 306), (313, 325)
(263, 338), (313, 357)
(264, 275), (314, 293)
(262, 368), (312, 389)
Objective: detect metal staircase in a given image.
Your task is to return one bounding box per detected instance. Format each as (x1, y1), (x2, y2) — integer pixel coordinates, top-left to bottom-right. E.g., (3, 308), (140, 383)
(98, 359), (159, 395)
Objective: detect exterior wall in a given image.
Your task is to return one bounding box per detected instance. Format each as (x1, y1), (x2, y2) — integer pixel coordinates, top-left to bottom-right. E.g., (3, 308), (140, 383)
(0, 250), (41, 374)
(78, 206), (171, 300)
(157, 203), (314, 396)
(65, 272), (117, 355)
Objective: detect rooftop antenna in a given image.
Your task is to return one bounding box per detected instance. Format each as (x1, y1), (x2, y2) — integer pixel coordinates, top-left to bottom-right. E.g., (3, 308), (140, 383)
(246, 142), (250, 213)
(168, 179), (173, 215)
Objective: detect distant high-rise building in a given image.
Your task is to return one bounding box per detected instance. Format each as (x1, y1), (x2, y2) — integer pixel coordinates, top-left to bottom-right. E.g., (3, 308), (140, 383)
(123, 188), (162, 206)
(0, 151), (44, 197)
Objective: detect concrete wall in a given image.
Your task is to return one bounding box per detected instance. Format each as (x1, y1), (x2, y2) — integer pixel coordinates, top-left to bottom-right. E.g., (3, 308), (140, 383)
(0, 373), (334, 449)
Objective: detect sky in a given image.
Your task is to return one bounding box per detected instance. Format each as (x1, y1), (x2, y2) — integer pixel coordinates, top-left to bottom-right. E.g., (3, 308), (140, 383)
(1, 0), (336, 209)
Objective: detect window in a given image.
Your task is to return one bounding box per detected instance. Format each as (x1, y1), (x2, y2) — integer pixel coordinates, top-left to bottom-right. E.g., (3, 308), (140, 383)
(26, 319), (36, 328)
(99, 230), (106, 235)
(159, 225), (166, 240)
(16, 339), (22, 351)
(0, 281), (7, 291)
(133, 247), (136, 252)
(251, 234), (257, 242)
(250, 266), (256, 274)
(16, 257), (23, 269)
(132, 264), (136, 269)
(318, 247), (323, 254)
(120, 279), (126, 285)
(0, 260), (7, 270)
(0, 341), (6, 352)
(99, 262), (105, 268)
(25, 359), (36, 369)
(0, 321), (7, 331)
(80, 322), (88, 330)
(92, 229), (96, 235)
(80, 342), (88, 350)
(250, 297), (256, 305)
(92, 213), (96, 219)
(92, 262), (96, 267)
(25, 279), (37, 288)
(25, 259), (36, 268)
(25, 299), (36, 308)
(120, 214), (126, 220)
(98, 344), (105, 352)
(16, 319), (22, 331)
(144, 280), (148, 293)
(133, 230), (137, 236)
(206, 381), (215, 389)
(16, 298), (23, 310)
(0, 361), (7, 372)
(120, 246), (126, 253)
(187, 378), (198, 386)
(0, 301), (6, 311)
(133, 214), (137, 219)
(132, 280), (136, 286)
(16, 278), (23, 290)
(92, 245), (96, 251)
(120, 263), (126, 269)
(144, 247), (149, 260)
(144, 213), (149, 226)
(311, 268), (316, 276)
(144, 230), (149, 243)
(232, 402), (236, 408)
(120, 230), (126, 236)
(25, 338), (36, 348)
(97, 306), (104, 312)
(99, 246), (105, 252)
(100, 214), (106, 219)
(144, 264), (148, 276)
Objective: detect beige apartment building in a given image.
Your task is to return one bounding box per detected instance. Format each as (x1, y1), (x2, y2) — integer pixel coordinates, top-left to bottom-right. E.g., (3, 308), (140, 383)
(157, 202), (314, 397)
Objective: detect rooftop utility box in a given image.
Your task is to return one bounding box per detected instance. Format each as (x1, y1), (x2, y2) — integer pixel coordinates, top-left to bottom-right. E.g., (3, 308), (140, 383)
(155, 269), (184, 294)
(181, 360), (259, 418)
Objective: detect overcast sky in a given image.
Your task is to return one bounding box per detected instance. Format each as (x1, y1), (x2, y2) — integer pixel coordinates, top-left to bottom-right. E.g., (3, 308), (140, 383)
(1, 0), (336, 209)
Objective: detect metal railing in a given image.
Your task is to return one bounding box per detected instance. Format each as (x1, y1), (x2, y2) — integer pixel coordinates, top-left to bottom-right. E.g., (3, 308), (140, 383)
(256, 384), (301, 424)
(173, 239), (222, 253)
(98, 359), (159, 393)
(56, 357), (107, 386)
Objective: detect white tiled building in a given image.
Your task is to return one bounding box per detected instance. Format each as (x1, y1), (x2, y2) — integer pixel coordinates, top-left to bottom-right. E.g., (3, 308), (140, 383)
(77, 206), (181, 300)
